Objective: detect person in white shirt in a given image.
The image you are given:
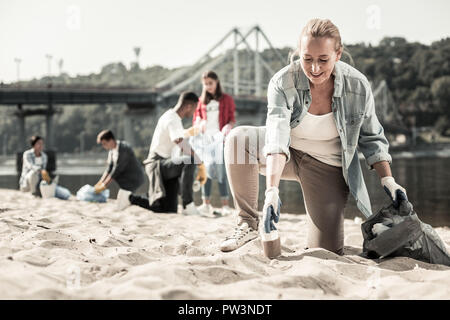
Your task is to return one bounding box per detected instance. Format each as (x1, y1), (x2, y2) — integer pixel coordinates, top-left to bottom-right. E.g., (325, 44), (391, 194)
(117, 91), (207, 215)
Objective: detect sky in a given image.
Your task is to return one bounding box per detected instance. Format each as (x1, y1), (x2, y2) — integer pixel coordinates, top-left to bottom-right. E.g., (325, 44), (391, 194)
(1, 0), (449, 83)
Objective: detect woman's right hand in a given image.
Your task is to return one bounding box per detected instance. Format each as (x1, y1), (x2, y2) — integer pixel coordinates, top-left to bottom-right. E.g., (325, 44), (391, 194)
(41, 170), (51, 183)
(184, 126), (200, 138)
(262, 186), (282, 234)
(94, 182), (106, 194)
(196, 163), (207, 185)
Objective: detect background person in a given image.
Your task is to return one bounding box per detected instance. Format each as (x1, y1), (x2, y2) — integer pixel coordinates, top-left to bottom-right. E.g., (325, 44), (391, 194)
(221, 19), (407, 253)
(193, 70), (236, 216)
(117, 91), (207, 215)
(95, 130), (145, 194)
(19, 135), (71, 200)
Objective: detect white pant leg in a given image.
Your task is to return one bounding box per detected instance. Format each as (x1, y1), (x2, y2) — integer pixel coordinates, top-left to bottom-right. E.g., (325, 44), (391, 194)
(20, 170), (40, 193)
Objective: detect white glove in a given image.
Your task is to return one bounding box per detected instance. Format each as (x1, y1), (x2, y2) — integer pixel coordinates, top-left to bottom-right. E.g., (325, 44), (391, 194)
(262, 186), (282, 234)
(381, 176), (407, 208)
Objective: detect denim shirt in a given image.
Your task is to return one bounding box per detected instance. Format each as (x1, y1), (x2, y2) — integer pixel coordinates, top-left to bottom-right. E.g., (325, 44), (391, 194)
(263, 60), (392, 218)
(19, 148), (48, 187)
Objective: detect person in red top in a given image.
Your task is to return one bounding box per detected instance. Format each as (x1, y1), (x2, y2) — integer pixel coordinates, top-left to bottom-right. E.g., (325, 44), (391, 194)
(192, 70), (236, 216)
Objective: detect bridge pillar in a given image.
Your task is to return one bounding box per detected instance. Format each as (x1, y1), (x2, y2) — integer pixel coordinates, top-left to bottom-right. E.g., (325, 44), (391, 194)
(17, 104), (26, 151)
(45, 103), (54, 149)
(123, 113), (136, 147)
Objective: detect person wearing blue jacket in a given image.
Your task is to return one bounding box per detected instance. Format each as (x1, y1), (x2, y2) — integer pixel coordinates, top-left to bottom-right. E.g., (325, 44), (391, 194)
(220, 19), (407, 254)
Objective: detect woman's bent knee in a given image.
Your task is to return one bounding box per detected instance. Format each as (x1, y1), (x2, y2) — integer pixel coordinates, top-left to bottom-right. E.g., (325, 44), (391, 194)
(225, 126), (264, 166)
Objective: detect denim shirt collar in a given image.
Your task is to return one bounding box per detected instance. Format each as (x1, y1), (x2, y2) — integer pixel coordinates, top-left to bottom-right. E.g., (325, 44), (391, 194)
(294, 60), (344, 98)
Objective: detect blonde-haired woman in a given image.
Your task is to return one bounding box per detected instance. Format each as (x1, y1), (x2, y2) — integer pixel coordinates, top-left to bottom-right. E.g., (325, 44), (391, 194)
(220, 19), (407, 254)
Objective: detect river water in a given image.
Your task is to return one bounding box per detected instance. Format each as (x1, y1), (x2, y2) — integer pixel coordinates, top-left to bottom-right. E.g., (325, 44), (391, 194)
(1, 157), (449, 227)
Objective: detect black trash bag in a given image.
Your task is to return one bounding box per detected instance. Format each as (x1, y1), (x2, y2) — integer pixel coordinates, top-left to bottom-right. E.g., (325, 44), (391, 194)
(361, 196), (450, 266)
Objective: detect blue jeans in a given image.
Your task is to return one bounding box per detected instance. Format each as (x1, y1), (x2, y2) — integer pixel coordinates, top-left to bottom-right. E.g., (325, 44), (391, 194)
(202, 177), (229, 201)
(55, 185), (71, 200)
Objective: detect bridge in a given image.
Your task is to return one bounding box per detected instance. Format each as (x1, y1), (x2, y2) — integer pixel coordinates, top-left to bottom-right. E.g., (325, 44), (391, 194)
(0, 25), (408, 152)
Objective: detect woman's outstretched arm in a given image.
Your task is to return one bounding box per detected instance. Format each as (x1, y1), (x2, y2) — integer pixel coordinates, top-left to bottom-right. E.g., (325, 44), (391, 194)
(266, 153), (287, 189)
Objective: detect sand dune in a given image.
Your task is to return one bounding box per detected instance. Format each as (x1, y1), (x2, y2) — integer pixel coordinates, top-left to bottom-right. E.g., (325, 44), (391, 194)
(0, 188), (449, 299)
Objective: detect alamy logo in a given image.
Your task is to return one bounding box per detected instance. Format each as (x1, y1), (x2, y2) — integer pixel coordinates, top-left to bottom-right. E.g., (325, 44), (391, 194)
(66, 5), (81, 31)
(365, 266), (381, 298)
(366, 5), (381, 30)
(66, 265), (81, 290)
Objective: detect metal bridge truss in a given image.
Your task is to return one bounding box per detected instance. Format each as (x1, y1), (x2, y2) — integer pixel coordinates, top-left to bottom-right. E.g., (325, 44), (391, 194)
(155, 25), (285, 98)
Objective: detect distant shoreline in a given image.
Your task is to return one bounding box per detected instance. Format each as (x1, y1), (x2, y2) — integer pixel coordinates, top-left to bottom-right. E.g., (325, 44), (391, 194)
(1, 145), (449, 176)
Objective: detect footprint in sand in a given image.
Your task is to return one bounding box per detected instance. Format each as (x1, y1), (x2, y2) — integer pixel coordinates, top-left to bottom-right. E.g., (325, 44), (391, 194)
(34, 231), (72, 241)
(24, 288), (71, 299)
(39, 240), (86, 251)
(35, 218), (54, 224)
(13, 248), (57, 267)
(99, 237), (132, 248)
(268, 274), (341, 296)
(176, 266), (255, 285)
(160, 288), (200, 299)
(161, 244), (184, 256)
(185, 247), (207, 257)
(117, 252), (153, 266)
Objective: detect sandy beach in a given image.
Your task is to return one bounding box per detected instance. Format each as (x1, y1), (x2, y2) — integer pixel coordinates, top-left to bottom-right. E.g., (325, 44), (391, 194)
(0, 188), (449, 300)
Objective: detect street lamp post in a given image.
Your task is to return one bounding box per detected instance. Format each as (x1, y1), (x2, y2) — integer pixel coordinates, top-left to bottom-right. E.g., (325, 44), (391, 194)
(45, 54), (54, 148)
(58, 58), (64, 75)
(45, 54), (53, 76)
(133, 47), (141, 69)
(14, 58), (21, 84)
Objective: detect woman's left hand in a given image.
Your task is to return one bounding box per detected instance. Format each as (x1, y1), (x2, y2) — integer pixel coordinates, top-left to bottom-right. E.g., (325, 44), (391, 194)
(381, 176), (407, 208)
(262, 187), (282, 234)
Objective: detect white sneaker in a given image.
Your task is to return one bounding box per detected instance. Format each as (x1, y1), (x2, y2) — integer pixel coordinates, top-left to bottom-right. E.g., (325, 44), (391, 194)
(220, 222), (258, 252)
(221, 205), (233, 216)
(198, 203), (213, 216)
(116, 189), (132, 211)
(182, 202), (201, 216)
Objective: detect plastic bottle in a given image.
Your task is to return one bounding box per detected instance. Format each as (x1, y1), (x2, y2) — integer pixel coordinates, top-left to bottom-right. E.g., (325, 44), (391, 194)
(260, 229), (281, 259)
(192, 180), (201, 192)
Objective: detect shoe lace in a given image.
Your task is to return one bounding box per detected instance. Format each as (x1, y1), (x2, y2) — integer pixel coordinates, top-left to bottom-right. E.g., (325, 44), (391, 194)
(226, 225), (250, 241)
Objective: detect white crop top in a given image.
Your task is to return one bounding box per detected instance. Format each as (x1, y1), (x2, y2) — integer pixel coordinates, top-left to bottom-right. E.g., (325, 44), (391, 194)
(290, 112), (342, 167)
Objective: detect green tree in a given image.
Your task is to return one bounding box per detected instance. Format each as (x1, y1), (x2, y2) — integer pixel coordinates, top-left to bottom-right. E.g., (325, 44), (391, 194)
(431, 76), (450, 135)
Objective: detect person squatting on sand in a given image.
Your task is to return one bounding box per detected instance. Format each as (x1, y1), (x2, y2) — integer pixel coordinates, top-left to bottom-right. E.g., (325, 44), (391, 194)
(192, 70), (236, 216)
(95, 130), (145, 194)
(220, 19), (407, 254)
(19, 135), (71, 200)
(117, 91), (208, 215)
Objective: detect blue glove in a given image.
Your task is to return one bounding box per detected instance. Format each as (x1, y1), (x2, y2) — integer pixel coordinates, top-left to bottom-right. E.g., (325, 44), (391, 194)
(262, 187), (282, 234)
(381, 176), (408, 209)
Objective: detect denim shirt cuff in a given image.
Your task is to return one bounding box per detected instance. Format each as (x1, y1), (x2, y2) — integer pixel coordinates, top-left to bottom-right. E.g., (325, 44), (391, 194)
(263, 144), (291, 162)
(366, 152), (392, 170)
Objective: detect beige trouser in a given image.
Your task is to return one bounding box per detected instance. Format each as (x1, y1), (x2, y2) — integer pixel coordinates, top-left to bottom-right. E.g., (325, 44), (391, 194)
(224, 126), (349, 255)
(20, 170), (40, 194)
